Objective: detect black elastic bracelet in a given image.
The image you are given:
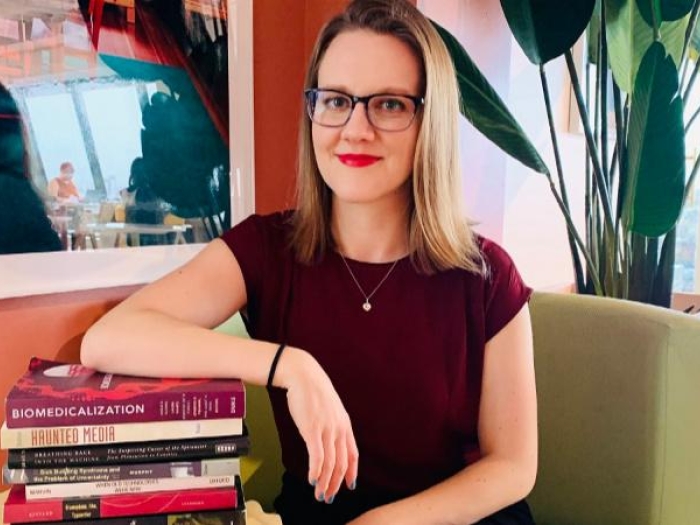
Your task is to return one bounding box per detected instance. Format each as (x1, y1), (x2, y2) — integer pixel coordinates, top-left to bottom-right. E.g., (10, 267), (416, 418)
(267, 343), (287, 388)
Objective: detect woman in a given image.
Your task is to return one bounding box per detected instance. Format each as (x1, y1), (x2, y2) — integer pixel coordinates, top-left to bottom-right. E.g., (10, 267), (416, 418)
(0, 82), (62, 255)
(82, 1), (537, 524)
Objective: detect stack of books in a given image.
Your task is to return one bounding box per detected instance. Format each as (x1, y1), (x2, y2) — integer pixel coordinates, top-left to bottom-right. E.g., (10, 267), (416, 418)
(1, 357), (250, 525)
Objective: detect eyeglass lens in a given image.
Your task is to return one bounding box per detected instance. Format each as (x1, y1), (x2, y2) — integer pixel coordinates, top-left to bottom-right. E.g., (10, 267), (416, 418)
(307, 90), (419, 131)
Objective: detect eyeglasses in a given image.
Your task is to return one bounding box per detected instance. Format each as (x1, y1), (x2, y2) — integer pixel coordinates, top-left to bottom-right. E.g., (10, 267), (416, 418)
(304, 88), (424, 132)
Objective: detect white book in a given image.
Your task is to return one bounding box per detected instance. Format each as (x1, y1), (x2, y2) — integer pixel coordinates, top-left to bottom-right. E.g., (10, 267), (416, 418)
(0, 418), (243, 449)
(25, 474), (238, 500)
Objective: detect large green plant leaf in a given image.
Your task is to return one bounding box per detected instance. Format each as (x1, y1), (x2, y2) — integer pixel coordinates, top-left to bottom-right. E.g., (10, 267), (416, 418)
(500, 0), (596, 65)
(606, 0), (689, 92)
(432, 22), (549, 175)
(637, 0), (694, 24)
(623, 41), (685, 236)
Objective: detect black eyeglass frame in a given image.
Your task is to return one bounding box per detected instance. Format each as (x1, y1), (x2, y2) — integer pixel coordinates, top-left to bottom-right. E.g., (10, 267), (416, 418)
(304, 88), (424, 132)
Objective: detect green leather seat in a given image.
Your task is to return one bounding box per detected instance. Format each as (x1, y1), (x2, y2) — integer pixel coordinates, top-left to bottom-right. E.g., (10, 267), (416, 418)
(215, 314), (283, 511)
(529, 292), (700, 525)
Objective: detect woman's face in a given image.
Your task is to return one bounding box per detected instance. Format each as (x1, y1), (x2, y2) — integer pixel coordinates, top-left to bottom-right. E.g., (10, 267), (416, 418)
(312, 30), (422, 209)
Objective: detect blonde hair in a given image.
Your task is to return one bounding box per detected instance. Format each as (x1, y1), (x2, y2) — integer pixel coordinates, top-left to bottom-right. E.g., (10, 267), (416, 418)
(290, 0), (484, 275)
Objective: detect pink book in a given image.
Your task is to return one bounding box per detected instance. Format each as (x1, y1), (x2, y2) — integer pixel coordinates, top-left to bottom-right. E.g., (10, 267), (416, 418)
(5, 358), (245, 428)
(3, 482), (239, 524)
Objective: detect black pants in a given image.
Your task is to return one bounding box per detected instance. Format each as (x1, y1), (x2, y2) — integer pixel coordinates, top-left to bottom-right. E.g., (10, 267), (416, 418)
(275, 472), (535, 525)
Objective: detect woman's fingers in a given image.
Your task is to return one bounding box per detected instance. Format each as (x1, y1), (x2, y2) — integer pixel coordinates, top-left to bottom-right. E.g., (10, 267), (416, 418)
(325, 432), (349, 502)
(345, 430), (359, 490)
(305, 427), (324, 488)
(302, 413), (357, 502)
(283, 349), (359, 502)
(315, 427), (337, 501)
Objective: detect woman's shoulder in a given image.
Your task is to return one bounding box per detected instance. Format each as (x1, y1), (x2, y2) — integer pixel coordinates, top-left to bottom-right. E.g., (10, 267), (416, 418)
(472, 234), (532, 336)
(245, 210), (294, 228)
(233, 210), (294, 238)
(220, 210), (294, 254)
(474, 234), (518, 274)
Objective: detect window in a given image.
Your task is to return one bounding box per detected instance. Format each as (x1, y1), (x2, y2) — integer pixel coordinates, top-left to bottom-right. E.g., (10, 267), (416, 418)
(0, 0), (254, 298)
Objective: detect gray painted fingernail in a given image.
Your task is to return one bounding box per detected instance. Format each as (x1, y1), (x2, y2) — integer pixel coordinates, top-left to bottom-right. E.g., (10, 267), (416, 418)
(317, 492), (324, 502)
(327, 495), (335, 504)
(350, 480), (357, 490)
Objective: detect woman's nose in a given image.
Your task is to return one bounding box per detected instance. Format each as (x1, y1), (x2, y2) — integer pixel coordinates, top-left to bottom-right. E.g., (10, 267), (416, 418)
(340, 102), (375, 141)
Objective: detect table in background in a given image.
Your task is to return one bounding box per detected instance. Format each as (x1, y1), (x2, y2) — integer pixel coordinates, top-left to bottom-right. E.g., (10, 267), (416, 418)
(85, 222), (192, 248)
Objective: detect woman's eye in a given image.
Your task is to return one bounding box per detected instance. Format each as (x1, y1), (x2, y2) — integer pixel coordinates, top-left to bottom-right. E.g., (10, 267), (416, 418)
(323, 96), (350, 111)
(376, 97), (408, 112)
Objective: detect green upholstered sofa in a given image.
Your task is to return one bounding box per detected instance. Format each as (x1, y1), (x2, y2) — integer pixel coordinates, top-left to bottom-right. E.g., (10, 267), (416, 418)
(529, 292), (700, 525)
(214, 314), (283, 511)
(217, 292), (700, 524)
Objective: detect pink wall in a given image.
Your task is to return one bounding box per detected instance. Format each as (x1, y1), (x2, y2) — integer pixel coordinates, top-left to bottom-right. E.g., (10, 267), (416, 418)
(420, 0), (583, 289)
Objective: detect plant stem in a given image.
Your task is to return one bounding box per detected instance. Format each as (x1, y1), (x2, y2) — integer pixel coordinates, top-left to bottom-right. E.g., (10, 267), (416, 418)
(547, 177), (603, 296)
(612, 83), (628, 294)
(600, 21), (610, 189)
(566, 51), (616, 246)
(539, 64), (586, 293)
(585, 62), (595, 293)
(683, 56), (700, 103)
(684, 150), (700, 205)
(650, 0), (661, 41)
(681, 0), (700, 82)
(685, 104), (700, 134)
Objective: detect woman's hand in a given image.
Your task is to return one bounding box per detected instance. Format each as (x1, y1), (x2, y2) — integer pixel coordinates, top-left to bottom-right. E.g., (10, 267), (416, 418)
(275, 348), (359, 503)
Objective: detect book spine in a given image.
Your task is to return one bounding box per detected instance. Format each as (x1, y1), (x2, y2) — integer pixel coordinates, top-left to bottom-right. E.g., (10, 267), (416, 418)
(6, 390), (245, 428)
(29, 508), (246, 525)
(3, 486), (239, 524)
(5, 457), (241, 484)
(25, 474), (237, 500)
(7, 437), (249, 468)
(1, 418), (243, 450)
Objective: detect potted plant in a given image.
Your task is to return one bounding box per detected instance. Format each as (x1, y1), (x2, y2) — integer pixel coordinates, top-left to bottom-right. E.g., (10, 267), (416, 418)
(436, 0), (699, 307)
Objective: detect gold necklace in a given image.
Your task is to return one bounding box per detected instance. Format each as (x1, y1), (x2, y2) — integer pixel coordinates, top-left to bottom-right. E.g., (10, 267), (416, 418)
(339, 254), (400, 312)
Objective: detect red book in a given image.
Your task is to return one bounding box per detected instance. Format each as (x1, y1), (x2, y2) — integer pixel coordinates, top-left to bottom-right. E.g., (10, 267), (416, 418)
(3, 483), (239, 524)
(5, 358), (245, 428)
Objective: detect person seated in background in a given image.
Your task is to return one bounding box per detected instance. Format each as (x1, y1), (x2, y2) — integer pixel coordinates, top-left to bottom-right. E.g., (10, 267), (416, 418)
(121, 157), (168, 246)
(0, 82), (62, 254)
(47, 161), (82, 203)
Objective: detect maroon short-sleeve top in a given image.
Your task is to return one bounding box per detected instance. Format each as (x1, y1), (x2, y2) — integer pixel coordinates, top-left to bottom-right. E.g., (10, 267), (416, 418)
(221, 212), (532, 499)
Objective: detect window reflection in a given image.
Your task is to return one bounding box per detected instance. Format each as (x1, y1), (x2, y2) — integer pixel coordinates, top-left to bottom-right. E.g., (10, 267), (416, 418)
(0, 2), (230, 254)
(82, 84), (143, 200)
(25, 91), (93, 194)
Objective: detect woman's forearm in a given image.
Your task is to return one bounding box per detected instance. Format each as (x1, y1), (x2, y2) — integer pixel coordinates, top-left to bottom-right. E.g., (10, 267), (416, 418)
(352, 455), (537, 525)
(81, 308), (281, 386)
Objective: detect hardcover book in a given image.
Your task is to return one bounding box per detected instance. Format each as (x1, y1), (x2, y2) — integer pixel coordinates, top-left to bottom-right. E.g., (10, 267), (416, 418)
(7, 431), (249, 469)
(5, 358), (245, 428)
(4, 457), (241, 484)
(0, 418), (244, 450)
(3, 483), (240, 524)
(29, 507), (247, 525)
(24, 474), (238, 500)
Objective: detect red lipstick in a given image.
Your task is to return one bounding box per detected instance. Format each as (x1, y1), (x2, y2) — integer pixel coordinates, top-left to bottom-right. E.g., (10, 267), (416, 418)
(337, 154), (381, 167)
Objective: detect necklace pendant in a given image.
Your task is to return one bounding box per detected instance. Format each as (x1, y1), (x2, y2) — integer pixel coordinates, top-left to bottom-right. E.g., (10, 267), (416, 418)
(362, 301), (372, 312)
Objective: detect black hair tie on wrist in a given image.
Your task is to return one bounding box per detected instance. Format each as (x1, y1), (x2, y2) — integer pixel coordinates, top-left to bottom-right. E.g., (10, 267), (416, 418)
(267, 343), (287, 388)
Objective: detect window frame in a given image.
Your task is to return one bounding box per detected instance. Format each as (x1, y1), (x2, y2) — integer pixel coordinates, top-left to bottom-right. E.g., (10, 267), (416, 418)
(0, 0), (254, 300)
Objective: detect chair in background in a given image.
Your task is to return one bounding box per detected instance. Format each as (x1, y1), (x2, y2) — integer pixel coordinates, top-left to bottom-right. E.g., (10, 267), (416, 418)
(528, 292), (700, 525)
